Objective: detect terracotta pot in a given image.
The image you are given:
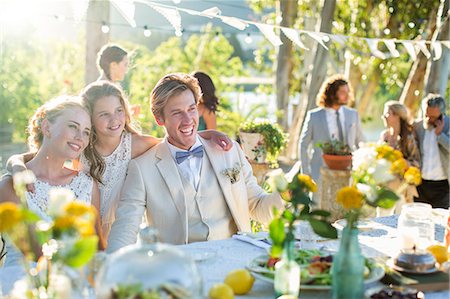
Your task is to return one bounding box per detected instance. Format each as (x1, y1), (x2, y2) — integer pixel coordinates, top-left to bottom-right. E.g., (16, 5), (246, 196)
(322, 154), (352, 170)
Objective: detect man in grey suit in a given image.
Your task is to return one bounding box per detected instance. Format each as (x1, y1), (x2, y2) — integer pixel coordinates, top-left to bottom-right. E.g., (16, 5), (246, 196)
(414, 94), (449, 208)
(299, 75), (364, 193)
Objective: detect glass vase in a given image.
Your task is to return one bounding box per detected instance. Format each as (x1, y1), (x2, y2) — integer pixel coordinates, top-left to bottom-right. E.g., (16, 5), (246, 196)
(274, 240), (300, 298)
(331, 226), (364, 299)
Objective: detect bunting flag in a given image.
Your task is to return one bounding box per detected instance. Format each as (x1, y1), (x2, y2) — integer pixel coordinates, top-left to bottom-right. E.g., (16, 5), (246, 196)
(111, 0), (136, 27)
(384, 40), (400, 58)
(254, 23), (283, 47)
(365, 39), (386, 59)
(281, 28), (309, 50)
(199, 7), (221, 18)
(328, 34), (348, 45)
(401, 41), (417, 61)
(431, 42), (442, 61)
(148, 4), (182, 33)
(306, 32), (329, 50)
(220, 16), (248, 30)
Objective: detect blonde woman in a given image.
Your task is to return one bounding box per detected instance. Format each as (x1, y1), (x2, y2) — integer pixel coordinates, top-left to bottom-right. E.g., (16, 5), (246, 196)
(0, 96), (104, 266)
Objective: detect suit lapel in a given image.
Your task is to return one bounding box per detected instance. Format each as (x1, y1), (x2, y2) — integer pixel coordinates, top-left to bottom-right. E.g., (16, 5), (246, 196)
(155, 142), (187, 227)
(318, 109), (331, 141)
(199, 137), (244, 230)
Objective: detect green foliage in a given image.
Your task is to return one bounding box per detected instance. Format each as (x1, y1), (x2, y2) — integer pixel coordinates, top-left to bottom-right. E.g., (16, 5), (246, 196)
(58, 236), (98, 268)
(239, 120), (288, 165)
(317, 140), (352, 156)
(127, 27), (246, 137)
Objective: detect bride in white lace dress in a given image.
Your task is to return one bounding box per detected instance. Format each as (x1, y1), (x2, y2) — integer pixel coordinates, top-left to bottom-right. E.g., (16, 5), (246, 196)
(7, 82), (232, 244)
(0, 96), (103, 266)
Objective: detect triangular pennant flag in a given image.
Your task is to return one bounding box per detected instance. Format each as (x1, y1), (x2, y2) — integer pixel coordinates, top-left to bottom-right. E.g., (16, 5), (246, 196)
(306, 32), (329, 50)
(254, 23), (283, 47)
(255, 23), (283, 47)
(365, 39), (386, 59)
(200, 7), (221, 18)
(149, 4), (182, 33)
(431, 42), (442, 61)
(111, 0), (136, 27)
(220, 16), (247, 30)
(416, 41), (431, 59)
(281, 27), (309, 50)
(72, 0), (89, 22)
(329, 34), (348, 45)
(384, 40), (400, 57)
(402, 41), (417, 60)
(442, 41), (450, 49)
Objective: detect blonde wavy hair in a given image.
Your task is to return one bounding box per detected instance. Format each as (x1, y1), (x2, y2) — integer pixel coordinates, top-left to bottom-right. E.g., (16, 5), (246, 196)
(27, 95), (88, 153)
(80, 81), (140, 184)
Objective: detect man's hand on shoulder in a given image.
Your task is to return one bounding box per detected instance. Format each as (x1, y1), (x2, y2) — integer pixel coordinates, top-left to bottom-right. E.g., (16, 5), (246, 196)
(435, 118), (445, 136)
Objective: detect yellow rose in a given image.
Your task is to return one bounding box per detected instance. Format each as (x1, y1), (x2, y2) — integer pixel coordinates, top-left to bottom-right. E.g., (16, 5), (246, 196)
(297, 174), (318, 193)
(76, 219), (96, 237)
(404, 167), (421, 186)
(53, 215), (77, 230)
(64, 202), (95, 217)
(336, 187), (364, 210)
(390, 158), (408, 176)
(376, 144), (404, 162)
(0, 202), (22, 232)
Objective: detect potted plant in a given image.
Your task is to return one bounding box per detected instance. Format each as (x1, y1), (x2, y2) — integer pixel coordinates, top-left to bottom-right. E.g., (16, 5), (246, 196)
(317, 140), (352, 170)
(238, 120), (287, 167)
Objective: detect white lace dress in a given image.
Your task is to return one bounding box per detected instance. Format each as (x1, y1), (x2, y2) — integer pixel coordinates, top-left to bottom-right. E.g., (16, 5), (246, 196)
(4, 171), (93, 267)
(80, 132), (132, 239)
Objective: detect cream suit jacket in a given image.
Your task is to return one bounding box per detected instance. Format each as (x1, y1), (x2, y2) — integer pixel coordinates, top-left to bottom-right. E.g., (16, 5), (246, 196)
(107, 136), (283, 252)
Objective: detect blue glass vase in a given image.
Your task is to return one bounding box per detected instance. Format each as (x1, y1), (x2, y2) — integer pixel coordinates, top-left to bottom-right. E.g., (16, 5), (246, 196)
(331, 226), (364, 299)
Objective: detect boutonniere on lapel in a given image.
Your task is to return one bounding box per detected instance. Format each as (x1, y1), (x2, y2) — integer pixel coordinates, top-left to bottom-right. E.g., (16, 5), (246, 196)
(222, 163), (242, 184)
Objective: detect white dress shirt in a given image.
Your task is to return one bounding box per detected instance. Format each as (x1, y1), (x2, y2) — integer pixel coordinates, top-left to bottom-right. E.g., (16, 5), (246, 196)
(167, 137), (203, 190)
(325, 106), (346, 141)
(422, 129), (447, 180)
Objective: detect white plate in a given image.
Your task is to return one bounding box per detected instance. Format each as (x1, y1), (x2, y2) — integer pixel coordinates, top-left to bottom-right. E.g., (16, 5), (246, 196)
(333, 219), (378, 231)
(247, 255), (385, 291)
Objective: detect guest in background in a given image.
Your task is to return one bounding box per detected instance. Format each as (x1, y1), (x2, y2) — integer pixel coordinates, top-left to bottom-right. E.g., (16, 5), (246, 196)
(97, 44), (129, 83)
(378, 101), (421, 215)
(414, 94), (449, 209)
(192, 71), (219, 130)
(299, 74), (364, 204)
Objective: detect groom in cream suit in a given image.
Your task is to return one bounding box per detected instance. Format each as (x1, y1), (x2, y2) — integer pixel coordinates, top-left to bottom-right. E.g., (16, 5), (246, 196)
(299, 75), (364, 189)
(107, 73), (282, 252)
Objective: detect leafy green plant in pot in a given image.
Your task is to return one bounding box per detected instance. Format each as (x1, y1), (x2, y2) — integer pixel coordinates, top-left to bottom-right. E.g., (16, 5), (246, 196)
(238, 120), (287, 167)
(317, 139), (352, 170)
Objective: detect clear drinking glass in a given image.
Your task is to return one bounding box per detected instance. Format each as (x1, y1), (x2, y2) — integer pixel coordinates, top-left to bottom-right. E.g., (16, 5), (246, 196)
(397, 203), (434, 250)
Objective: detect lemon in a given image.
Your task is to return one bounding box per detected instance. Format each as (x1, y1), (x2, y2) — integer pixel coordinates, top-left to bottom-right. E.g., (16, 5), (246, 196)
(427, 244), (449, 264)
(209, 283), (234, 299)
(224, 269), (255, 295)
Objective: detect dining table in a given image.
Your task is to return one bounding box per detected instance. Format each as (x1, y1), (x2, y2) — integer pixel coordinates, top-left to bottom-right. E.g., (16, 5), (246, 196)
(0, 215), (448, 298)
(178, 214), (449, 299)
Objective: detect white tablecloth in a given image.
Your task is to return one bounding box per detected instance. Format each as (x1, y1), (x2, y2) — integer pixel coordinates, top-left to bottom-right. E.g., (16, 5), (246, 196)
(179, 215), (449, 299)
(1, 215), (448, 298)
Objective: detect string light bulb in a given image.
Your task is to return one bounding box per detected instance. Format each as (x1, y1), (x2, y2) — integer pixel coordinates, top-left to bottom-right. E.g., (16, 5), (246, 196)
(214, 31), (220, 41)
(175, 29), (183, 37)
(144, 26), (152, 37)
(245, 33), (253, 44)
(101, 22), (110, 33)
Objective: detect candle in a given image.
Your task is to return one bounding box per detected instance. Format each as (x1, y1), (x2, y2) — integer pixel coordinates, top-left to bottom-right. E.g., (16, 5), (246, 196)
(399, 227), (419, 250)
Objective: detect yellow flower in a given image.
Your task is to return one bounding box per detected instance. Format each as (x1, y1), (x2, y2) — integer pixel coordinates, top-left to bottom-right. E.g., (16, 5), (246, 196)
(280, 190), (292, 202)
(336, 187), (364, 210)
(64, 202), (94, 217)
(53, 215), (77, 230)
(76, 219), (95, 237)
(391, 158), (408, 176)
(404, 167), (422, 186)
(0, 202), (22, 232)
(297, 174), (318, 192)
(376, 144), (403, 162)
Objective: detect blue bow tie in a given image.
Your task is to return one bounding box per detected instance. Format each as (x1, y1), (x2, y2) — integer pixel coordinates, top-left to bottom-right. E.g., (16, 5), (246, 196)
(175, 145), (204, 164)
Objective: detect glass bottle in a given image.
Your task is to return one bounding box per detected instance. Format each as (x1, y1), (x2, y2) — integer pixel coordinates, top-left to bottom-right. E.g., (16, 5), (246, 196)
(331, 226), (364, 299)
(274, 240), (300, 298)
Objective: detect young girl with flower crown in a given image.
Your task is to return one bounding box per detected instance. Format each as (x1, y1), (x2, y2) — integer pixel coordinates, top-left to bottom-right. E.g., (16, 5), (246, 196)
(8, 81), (232, 242)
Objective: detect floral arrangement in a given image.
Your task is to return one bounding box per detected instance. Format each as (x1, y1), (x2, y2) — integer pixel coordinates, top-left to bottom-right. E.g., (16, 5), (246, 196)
(267, 167), (337, 257)
(0, 170), (98, 297)
(336, 143), (422, 227)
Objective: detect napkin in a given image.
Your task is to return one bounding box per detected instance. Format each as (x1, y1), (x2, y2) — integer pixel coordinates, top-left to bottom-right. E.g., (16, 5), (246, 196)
(232, 234), (271, 250)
